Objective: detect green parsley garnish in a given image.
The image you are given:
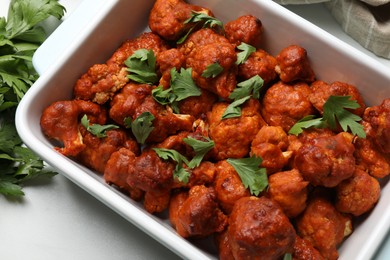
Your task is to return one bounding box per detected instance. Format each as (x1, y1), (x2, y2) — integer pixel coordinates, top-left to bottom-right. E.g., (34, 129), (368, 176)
(183, 136), (215, 168)
(153, 148), (191, 184)
(221, 96), (251, 119)
(153, 136), (215, 183)
(229, 75), (264, 100)
(124, 112), (155, 144)
(288, 95), (366, 138)
(170, 67), (202, 101)
(288, 115), (324, 136)
(152, 67), (201, 112)
(124, 49), (158, 84)
(81, 115), (119, 138)
(0, 0), (65, 197)
(201, 62), (224, 78)
(227, 156), (268, 196)
(222, 75), (264, 119)
(151, 86), (176, 106)
(177, 11), (224, 44)
(323, 95), (365, 137)
(1, 0), (65, 104)
(0, 113), (57, 196)
(184, 11), (223, 29)
(236, 42), (256, 65)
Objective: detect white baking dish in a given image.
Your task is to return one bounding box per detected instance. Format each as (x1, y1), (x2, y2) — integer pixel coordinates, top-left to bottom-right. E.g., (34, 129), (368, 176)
(15, 0), (390, 259)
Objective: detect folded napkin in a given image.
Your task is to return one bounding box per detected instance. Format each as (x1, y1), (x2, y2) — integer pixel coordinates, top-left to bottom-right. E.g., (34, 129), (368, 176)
(274, 0), (390, 59)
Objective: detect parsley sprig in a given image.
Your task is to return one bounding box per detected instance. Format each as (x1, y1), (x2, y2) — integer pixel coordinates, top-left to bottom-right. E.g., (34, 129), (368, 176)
(183, 137), (215, 168)
(221, 96), (251, 120)
(152, 67), (201, 112)
(153, 148), (191, 183)
(222, 75), (264, 119)
(288, 115), (323, 136)
(229, 75), (263, 100)
(124, 112), (155, 144)
(323, 95), (364, 136)
(177, 11), (224, 44)
(289, 95), (366, 138)
(125, 49), (158, 84)
(1, 0), (65, 104)
(185, 11), (223, 30)
(236, 42), (256, 65)
(81, 115), (119, 138)
(0, 113), (57, 196)
(227, 156), (268, 196)
(0, 0), (65, 197)
(201, 62), (223, 78)
(153, 136), (215, 183)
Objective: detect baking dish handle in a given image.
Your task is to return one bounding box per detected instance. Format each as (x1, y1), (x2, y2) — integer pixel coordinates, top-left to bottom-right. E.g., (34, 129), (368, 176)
(32, 0), (107, 75)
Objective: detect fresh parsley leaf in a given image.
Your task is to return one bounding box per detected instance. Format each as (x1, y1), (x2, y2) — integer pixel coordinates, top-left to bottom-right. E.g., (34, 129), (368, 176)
(222, 76), (264, 119)
(283, 253), (292, 260)
(123, 117), (132, 128)
(0, 0), (66, 197)
(173, 166), (191, 184)
(183, 136), (215, 168)
(184, 11), (223, 29)
(81, 114), (119, 138)
(236, 42), (256, 65)
(153, 148), (191, 183)
(288, 115), (324, 136)
(170, 67), (201, 101)
(177, 11), (223, 44)
(152, 148), (190, 165)
(5, 0), (66, 41)
(221, 96), (251, 119)
(0, 181), (24, 196)
(0, 17), (6, 34)
(0, 114), (21, 154)
(201, 62), (223, 78)
(229, 75), (264, 101)
(1, 0), (65, 197)
(227, 156), (268, 196)
(12, 146), (56, 180)
(124, 112), (155, 144)
(0, 53), (36, 102)
(125, 49), (158, 84)
(322, 95), (365, 138)
(152, 68), (201, 112)
(153, 135), (214, 183)
(151, 85), (176, 106)
(0, 116), (57, 196)
(288, 95), (366, 138)
(176, 28), (195, 45)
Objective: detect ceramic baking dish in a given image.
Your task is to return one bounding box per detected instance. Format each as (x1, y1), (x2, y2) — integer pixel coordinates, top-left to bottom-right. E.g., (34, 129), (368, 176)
(16, 0), (390, 259)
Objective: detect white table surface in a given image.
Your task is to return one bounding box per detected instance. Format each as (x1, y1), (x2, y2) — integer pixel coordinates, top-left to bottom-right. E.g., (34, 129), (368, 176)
(1, 1), (389, 260)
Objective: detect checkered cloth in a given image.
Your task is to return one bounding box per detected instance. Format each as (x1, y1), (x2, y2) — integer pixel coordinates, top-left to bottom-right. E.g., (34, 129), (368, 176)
(274, 0), (390, 59)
